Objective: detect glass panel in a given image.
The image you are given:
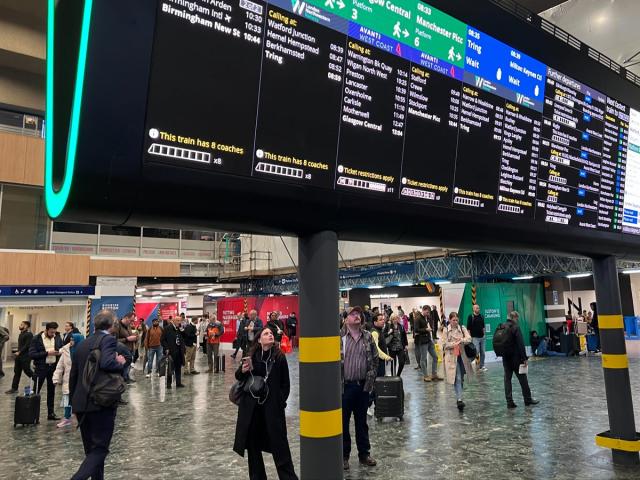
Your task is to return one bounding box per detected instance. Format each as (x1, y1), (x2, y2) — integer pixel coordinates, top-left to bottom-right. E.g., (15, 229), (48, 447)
(0, 185), (50, 249)
(181, 230), (217, 241)
(100, 225), (141, 236)
(53, 222), (99, 234)
(141, 227), (179, 258)
(142, 228), (179, 239)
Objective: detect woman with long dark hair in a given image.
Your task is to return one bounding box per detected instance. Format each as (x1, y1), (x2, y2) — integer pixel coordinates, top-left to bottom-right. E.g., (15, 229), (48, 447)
(233, 328), (298, 479)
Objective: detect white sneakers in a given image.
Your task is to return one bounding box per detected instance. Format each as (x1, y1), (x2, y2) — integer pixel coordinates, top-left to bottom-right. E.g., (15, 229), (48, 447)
(57, 418), (72, 428)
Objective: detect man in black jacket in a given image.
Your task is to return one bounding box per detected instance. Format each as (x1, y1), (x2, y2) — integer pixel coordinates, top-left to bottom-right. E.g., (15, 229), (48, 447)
(467, 304), (487, 371)
(502, 311), (539, 409)
(183, 317), (199, 375)
(70, 310), (126, 480)
(6, 321), (33, 394)
(416, 306), (442, 382)
(29, 321), (63, 420)
(161, 316), (186, 388)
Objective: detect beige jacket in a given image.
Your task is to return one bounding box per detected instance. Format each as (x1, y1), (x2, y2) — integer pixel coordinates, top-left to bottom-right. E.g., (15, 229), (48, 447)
(52, 343), (72, 394)
(439, 325), (475, 385)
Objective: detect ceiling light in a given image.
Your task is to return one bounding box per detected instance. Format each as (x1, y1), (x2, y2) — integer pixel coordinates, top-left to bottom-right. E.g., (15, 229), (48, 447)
(622, 269), (640, 274)
(566, 273), (591, 279)
(197, 287), (214, 292)
(370, 293), (399, 299)
(177, 293), (189, 298)
(434, 280), (451, 285)
(161, 291), (175, 296)
(135, 288), (146, 293)
(282, 291), (293, 296)
(397, 282), (413, 287)
(208, 292), (226, 297)
(151, 296), (163, 300)
(513, 275), (534, 280)
(368, 285), (383, 289)
(135, 294), (143, 298)
(340, 287), (352, 292)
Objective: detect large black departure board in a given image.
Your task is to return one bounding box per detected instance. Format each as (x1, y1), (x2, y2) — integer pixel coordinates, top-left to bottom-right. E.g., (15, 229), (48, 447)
(141, 0), (638, 238)
(49, 0), (640, 256)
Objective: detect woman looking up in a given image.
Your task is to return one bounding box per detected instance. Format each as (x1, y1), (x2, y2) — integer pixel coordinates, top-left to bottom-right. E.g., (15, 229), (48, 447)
(233, 328), (298, 480)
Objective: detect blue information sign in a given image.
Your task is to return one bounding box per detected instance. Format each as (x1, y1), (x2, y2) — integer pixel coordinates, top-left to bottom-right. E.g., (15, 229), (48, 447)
(464, 27), (547, 112)
(0, 286), (95, 296)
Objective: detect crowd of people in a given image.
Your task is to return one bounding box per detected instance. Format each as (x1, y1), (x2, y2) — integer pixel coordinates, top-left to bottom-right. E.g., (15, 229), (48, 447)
(339, 303), (541, 471)
(1, 300), (578, 478)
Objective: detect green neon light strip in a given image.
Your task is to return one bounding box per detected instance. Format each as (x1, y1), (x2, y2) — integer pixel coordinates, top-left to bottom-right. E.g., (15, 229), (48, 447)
(45, 0), (93, 219)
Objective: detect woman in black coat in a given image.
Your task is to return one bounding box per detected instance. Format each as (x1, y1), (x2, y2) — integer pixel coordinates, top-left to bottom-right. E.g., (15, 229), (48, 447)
(266, 312), (285, 343)
(233, 328), (298, 480)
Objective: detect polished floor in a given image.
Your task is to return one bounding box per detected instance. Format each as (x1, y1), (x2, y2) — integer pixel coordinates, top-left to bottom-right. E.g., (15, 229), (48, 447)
(1, 347), (640, 480)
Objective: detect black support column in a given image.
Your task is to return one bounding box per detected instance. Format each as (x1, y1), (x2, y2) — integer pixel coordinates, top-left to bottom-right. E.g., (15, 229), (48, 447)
(592, 255), (640, 464)
(298, 231), (342, 479)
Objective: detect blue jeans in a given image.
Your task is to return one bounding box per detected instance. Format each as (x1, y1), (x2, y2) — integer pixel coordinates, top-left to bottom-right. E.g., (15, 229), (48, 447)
(535, 339), (548, 356)
(472, 336), (486, 368)
(418, 341), (437, 377)
(342, 382), (370, 460)
(146, 346), (163, 374)
(454, 357), (465, 400)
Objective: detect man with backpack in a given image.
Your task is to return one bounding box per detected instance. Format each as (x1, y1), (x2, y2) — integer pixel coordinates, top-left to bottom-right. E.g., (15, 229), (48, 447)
(494, 311), (539, 409)
(69, 310), (126, 480)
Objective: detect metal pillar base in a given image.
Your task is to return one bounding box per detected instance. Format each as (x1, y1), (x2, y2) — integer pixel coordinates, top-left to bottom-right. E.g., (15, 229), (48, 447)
(592, 255), (640, 466)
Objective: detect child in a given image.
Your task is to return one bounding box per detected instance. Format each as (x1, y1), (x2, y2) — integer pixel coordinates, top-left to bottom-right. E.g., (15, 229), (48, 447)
(53, 332), (84, 427)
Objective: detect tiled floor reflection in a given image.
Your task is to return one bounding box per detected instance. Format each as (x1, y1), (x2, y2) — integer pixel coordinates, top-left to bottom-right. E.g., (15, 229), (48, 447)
(1, 347), (640, 479)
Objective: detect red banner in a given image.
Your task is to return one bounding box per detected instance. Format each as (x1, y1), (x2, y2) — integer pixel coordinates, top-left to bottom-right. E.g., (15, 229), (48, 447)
(159, 303), (179, 320)
(217, 296), (299, 343)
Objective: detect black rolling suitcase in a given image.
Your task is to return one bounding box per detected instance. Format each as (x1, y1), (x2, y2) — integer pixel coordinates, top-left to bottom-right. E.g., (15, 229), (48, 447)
(14, 381), (41, 428)
(164, 356), (174, 387)
(560, 333), (579, 356)
(374, 360), (404, 421)
(216, 354), (225, 373)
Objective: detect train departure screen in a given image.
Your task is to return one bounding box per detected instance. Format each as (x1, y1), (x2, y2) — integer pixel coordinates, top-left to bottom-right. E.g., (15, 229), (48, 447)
(143, 0), (640, 236)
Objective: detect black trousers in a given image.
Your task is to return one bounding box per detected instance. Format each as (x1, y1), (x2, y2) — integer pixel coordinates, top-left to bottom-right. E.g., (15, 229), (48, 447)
(167, 355), (182, 387)
(11, 357), (33, 390)
(247, 408), (298, 480)
(503, 360), (532, 403)
(71, 408), (117, 480)
(35, 364), (56, 415)
(389, 350), (406, 376)
(342, 382), (370, 460)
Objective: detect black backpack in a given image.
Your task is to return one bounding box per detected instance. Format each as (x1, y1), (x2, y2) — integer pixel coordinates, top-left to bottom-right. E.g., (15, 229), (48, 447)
(82, 336), (126, 408)
(492, 323), (515, 357)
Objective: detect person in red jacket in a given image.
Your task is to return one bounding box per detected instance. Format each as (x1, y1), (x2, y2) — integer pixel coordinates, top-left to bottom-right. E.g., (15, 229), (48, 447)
(206, 315), (225, 373)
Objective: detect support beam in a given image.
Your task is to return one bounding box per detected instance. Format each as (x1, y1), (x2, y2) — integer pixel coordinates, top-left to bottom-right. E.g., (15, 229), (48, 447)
(592, 255), (640, 465)
(298, 231), (342, 479)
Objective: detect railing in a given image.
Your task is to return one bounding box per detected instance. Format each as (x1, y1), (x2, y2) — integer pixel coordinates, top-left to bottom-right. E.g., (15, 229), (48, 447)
(52, 224), (243, 274)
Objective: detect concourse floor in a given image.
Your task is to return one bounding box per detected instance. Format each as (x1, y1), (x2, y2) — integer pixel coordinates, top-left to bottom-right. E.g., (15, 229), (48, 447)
(1, 348), (640, 480)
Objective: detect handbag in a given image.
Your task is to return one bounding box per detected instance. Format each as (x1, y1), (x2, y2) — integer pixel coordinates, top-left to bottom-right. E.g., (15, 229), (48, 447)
(229, 380), (246, 406)
(243, 358), (275, 404)
(464, 342), (477, 359)
(280, 335), (292, 354)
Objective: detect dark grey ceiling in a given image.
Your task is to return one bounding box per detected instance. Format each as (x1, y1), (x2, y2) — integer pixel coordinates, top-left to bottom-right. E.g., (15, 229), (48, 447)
(514, 0), (568, 14)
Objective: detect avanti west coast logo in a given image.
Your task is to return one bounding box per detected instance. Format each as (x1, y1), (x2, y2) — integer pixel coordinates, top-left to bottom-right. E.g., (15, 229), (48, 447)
(45, 0), (94, 219)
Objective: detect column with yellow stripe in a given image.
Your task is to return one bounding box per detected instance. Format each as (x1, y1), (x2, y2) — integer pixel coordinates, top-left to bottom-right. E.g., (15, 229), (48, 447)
(298, 231), (343, 479)
(592, 255), (640, 465)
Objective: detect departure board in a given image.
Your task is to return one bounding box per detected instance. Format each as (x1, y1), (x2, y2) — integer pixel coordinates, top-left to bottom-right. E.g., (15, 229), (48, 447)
(142, 0), (640, 237)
